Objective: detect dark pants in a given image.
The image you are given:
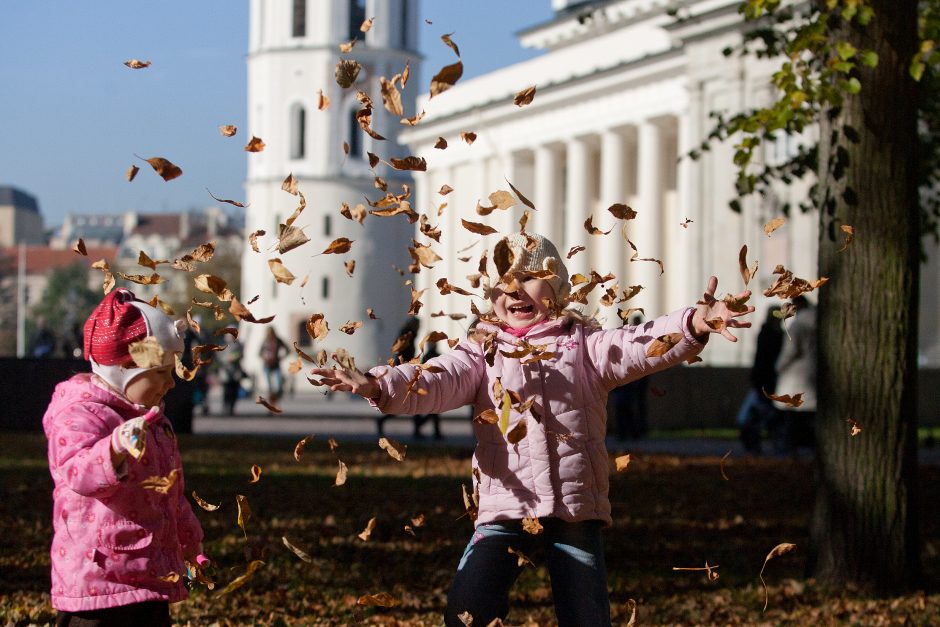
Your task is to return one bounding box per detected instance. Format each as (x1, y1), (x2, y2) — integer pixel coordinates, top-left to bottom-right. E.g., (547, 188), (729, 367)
(56, 601), (171, 627)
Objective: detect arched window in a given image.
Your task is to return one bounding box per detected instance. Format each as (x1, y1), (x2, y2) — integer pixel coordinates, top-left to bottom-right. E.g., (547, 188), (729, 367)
(323, 214), (332, 237)
(297, 319), (312, 347)
(290, 104), (306, 159)
(321, 276), (330, 299)
(292, 0), (306, 38)
(349, 0), (365, 40)
(348, 108), (363, 160)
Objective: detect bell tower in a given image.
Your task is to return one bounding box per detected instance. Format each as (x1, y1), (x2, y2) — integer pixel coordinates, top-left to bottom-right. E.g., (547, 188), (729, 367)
(242, 0), (420, 377)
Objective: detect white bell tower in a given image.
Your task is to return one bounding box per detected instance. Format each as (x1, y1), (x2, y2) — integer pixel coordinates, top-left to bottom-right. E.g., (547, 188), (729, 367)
(242, 0), (421, 379)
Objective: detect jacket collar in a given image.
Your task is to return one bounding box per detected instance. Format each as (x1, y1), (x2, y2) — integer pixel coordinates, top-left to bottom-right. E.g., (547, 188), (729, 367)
(476, 315), (573, 345)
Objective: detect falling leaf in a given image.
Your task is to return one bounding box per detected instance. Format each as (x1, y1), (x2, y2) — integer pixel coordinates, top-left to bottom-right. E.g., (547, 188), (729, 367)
(739, 245), (752, 286)
(244, 136), (265, 152)
(434, 137), (448, 149)
(681, 217), (693, 228)
(608, 203), (637, 220)
(614, 454), (633, 472)
(306, 313), (329, 341)
(249, 464), (262, 483)
(646, 333), (682, 357)
(508, 546), (534, 568)
(764, 217), (786, 236)
(838, 224), (855, 252)
(229, 296), (275, 324)
(358, 517), (377, 541)
(267, 258), (296, 285)
(335, 59), (361, 88)
(506, 419), (527, 444)
(410, 242), (442, 268)
(461, 131), (477, 145)
(219, 560), (264, 596)
(847, 418), (862, 436)
(366, 308), (377, 319)
(514, 85), (536, 106)
(344, 260), (356, 277)
(158, 572), (180, 583)
(380, 77), (404, 116)
(522, 517), (543, 535)
(139, 469), (178, 494)
(584, 216), (612, 235)
(235, 494), (251, 536)
(441, 32), (460, 57)
(123, 59), (151, 69)
(389, 156), (427, 171)
(256, 396), (282, 413)
(759, 543), (797, 611)
(461, 219), (498, 236)
(320, 237), (353, 255)
(430, 60), (463, 98)
(334, 459), (348, 486)
(625, 599), (638, 626)
(339, 40), (356, 53)
(379, 437), (407, 461)
(194, 274), (234, 301)
(317, 89), (330, 110)
(191, 491), (220, 511)
(762, 388), (804, 408)
(360, 16), (374, 32)
(126, 165), (139, 182)
(357, 592), (400, 608)
(71, 239), (87, 256)
(720, 450), (732, 480)
(128, 336), (165, 369)
(439, 184), (454, 195)
(277, 223), (310, 254)
(206, 188), (248, 208)
(282, 536), (312, 562)
(339, 321), (363, 335)
(219, 124), (237, 137)
(673, 561), (720, 582)
(138, 155), (182, 181)
(763, 264), (827, 299)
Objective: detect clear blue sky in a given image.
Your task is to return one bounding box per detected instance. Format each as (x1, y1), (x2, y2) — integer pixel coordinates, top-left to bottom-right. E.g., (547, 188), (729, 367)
(0, 1), (553, 229)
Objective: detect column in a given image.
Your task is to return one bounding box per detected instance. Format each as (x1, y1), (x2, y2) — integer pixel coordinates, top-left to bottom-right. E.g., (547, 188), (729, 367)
(564, 136), (590, 278)
(498, 151), (517, 235)
(533, 144), (559, 244)
(599, 129), (626, 327)
(635, 120), (663, 315)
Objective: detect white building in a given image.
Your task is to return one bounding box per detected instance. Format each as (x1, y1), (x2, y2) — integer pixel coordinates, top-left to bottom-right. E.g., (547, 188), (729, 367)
(401, 0), (940, 366)
(242, 0), (421, 376)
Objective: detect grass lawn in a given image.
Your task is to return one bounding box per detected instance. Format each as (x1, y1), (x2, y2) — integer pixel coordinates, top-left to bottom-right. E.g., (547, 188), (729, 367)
(1, 432), (938, 626)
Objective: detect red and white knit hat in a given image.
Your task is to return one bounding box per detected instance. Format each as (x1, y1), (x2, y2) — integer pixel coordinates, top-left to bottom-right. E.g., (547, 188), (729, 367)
(83, 288), (185, 394)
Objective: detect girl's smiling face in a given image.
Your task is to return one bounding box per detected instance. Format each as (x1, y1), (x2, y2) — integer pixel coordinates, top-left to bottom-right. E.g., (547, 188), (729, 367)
(492, 275), (556, 329)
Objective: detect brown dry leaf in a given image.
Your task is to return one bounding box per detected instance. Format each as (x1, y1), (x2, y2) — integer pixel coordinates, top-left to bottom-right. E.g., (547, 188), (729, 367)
(457, 611), (473, 626)
(230, 297), (275, 324)
(358, 517), (377, 541)
(380, 77), (404, 117)
(219, 560), (264, 596)
(764, 216), (786, 236)
(646, 333), (682, 357)
(389, 156), (427, 171)
(137, 251), (167, 270)
(522, 517), (543, 535)
(319, 237), (352, 255)
(720, 450), (732, 481)
(219, 124), (237, 137)
(235, 494), (252, 535)
(249, 464), (262, 483)
(139, 156), (182, 182)
(379, 437), (407, 461)
(128, 336), (164, 369)
(847, 418), (862, 436)
(339, 40), (356, 53)
(839, 224), (855, 252)
(189, 242), (215, 262)
(461, 219), (498, 236)
(256, 396), (282, 413)
(116, 271), (164, 285)
(366, 308), (378, 319)
(124, 59), (151, 69)
(430, 60), (463, 98)
(282, 536), (313, 563)
(508, 546), (534, 568)
(762, 388), (804, 408)
(335, 459), (348, 486)
(360, 16), (374, 32)
(357, 592), (400, 608)
(317, 89), (330, 110)
(461, 131), (477, 145)
(174, 354), (198, 382)
(739, 245), (752, 286)
(339, 321), (363, 335)
(506, 419), (527, 444)
(139, 469), (178, 494)
(514, 85), (536, 107)
(306, 314), (329, 341)
(191, 490), (220, 512)
(566, 245), (586, 259)
(281, 172), (299, 195)
(158, 572), (180, 583)
(439, 184), (454, 196)
(584, 216), (612, 235)
(625, 599), (638, 626)
(763, 264), (827, 299)
(673, 561), (720, 582)
(293, 435), (314, 462)
(614, 454), (633, 472)
(335, 59), (361, 88)
(277, 224), (310, 254)
(411, 242), (442, 268)
(474, 409), (499, 424)
(608, 203), (637, 220)
(244, 136), (266, 152)
(126, 165), (139, 182)
(681, 217), (693, 228)
(759, 543), (797, 611)
(441, 32), (460, 57)
(434, 137), (448, 149)
(194, 274), (234, 301)
(71, 239), (87, 256)
(267, 258), (295, 285)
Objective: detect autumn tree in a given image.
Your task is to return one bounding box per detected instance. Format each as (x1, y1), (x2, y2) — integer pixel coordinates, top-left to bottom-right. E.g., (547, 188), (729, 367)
(703, 0), (930, 592)
(30, 262), (101, 357)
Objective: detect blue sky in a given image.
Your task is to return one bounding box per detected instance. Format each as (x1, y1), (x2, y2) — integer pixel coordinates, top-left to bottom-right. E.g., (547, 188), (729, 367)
(0, 1), (553, 229)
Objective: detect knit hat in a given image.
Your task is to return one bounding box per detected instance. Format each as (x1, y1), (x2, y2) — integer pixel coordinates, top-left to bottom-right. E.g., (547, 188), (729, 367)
(83, 288), (185, 394)
(485, 232), (570, 300)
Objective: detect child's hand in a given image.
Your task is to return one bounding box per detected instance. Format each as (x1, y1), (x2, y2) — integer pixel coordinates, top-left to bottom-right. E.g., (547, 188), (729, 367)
(110, 416), (150, 461)
(692, 276), (755, 342)
(309, 366), (379, 399)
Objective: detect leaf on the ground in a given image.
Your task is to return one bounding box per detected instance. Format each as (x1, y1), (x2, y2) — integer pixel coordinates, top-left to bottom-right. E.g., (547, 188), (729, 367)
(282, 536), (313, 563)
(762, 388), (804, 408)
(358, 517), (377, 541)
(236, 494), (251, 536)
(244, 136), (265, 152)
(357, 591), (400, 608)
(139, 469), (178, 494)
(615, 454), (633, 472)
(379, 437), (407, 461)
(268, 258), (295, 285)
(139, 156), (182, 181)
(192, 491), (220, 511)
(219, 125), (237, 137)
(646, 333), (682, 357)
(764, 217), (786, 236)
(522, 517), (543, 535)
(760, 543), (797, 611)
(335, 459), (348, 486)
(124, 59), (151, 69)
(847, 418), (862, 436)
(219, 560), (264, 596)
(514, 85), (536, 106)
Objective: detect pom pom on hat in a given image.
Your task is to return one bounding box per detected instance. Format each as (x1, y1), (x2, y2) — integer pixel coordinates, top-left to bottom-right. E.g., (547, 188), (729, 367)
(485, 232), (570, 300)
(83, 288), (185, 395)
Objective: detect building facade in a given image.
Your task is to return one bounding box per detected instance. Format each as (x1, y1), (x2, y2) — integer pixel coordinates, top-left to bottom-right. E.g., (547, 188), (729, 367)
(242, 0), (421, 376)
(0, 186), (44, 247)
(401, 0), (940, 366)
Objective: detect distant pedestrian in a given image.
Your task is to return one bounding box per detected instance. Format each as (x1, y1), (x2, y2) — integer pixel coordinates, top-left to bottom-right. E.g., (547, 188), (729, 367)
(609, 314), (649, 441)
(218, 334), (244, 416)
(377, 317), (419, 436)
(28, 316), (57, 358)
(259, 327), (288, 406)
(736, 306), (784, 454)
(773, 295), (817, 452)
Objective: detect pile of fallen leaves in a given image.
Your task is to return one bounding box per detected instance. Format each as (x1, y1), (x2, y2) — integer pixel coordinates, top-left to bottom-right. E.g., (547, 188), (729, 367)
(1, 433), (938, 626)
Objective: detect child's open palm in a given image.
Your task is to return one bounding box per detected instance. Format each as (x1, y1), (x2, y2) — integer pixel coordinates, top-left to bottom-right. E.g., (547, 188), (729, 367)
(692, 276), (755, 342)
(309, 362), (379, 399)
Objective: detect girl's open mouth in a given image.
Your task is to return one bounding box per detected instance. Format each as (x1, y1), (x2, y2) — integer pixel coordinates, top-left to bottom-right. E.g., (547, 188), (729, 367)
(508, 303), (534, 316)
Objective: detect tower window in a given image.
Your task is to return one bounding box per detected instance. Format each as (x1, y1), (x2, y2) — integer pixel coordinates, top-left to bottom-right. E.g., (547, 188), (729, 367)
(292, 0), (306, 38)
(323, 214), (332, 237)
(298, 319), (312, 347)
(290, 104), (306, 159)
(349, 0), (366, 40)
(348, 108), (363, 159)
(321, 276), (330, 300)
(400, 1), (409, 48)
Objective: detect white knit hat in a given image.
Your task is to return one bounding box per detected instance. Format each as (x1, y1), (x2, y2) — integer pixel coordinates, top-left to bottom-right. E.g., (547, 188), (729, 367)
(485, 232), (570, 300)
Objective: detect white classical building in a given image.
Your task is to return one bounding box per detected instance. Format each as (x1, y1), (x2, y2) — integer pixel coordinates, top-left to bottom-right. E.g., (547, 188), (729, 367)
(401, 0), (940, 366)
(241, 0), (421, 375)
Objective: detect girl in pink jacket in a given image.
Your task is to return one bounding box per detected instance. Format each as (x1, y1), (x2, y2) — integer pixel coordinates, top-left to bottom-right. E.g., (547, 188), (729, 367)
(312, 232), (753, 626)
(43, 289), (207, 627)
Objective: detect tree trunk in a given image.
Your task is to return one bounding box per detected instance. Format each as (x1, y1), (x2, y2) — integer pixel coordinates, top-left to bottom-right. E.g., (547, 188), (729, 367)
(811, 0), (921, 592)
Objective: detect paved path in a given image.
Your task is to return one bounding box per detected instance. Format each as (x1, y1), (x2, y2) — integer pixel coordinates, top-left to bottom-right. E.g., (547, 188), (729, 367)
(194, 390), (940, 464)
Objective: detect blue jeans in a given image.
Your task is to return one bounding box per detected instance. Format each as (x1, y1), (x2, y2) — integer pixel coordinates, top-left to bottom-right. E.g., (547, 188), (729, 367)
(444, 519), (610, 626)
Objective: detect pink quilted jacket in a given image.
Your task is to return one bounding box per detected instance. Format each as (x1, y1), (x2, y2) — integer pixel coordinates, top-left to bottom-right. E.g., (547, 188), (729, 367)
(42, 374), (203, 611)
(369, 308), (706, 526)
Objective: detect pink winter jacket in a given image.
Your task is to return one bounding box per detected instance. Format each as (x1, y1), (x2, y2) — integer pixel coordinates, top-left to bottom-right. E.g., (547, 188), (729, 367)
(369, 307), (706, 526)
(42, 374), (204, 612)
